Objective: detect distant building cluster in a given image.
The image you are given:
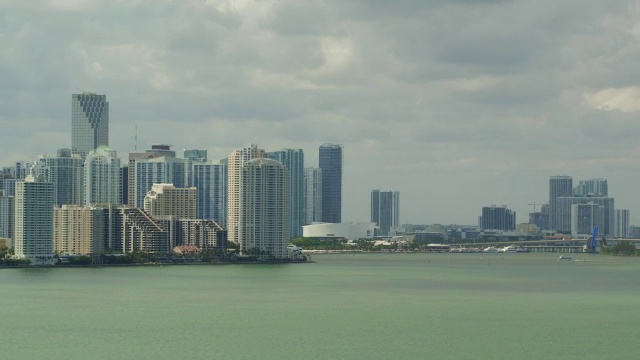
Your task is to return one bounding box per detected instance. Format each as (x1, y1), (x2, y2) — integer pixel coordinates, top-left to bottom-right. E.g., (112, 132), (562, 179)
(0, 93), (361, 265)
(473, 176), (631, 240)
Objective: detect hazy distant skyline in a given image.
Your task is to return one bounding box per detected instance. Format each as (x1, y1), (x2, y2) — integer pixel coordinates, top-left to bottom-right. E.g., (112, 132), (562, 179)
(1, 1), (640, 225)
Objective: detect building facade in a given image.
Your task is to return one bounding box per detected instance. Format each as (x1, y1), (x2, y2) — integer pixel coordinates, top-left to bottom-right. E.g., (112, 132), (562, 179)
(238, 158), (289, 258)
(370, 190), (400, 236)
(319, 144), (343, 223)
(571, 202), (604, 236)
(71, 93), (109, 159)
(35, 149), (85, 206)
(574, 178), (608, 197)
(555, 196), (614, 236)
(53, 205), (105, 255)
(193, 163), (227, 224)
(85, 145), (121, 205)
(14, 173), (55, 265)
(227, 144), (266, 244)
(480, 205), (516, 231)
(143, 184), (196, 219)
(614, 209), (630, 238)
(549, 176), (573, 231)
(304, 167), (322, 225)
(132, 156), (187, 208)
(267, 149), (304, 238)
(302, 222), (377, 240)
(0, 190), (14, 242)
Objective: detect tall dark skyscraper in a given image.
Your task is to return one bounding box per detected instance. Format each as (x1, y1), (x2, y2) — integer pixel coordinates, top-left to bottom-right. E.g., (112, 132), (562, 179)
(371, 190), (400, 236)
(319, 144), (342, 223)
(71, 93), (109, 159)
(549, 176), (573, 231)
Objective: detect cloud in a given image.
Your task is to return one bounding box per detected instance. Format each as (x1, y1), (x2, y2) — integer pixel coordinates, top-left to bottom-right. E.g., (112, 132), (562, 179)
(2, 0), (640, 224)
(583, 86), (640, 112)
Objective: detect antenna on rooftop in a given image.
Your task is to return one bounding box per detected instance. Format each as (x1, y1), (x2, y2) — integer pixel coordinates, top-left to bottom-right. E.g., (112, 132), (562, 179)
(134, 125), (138, 151)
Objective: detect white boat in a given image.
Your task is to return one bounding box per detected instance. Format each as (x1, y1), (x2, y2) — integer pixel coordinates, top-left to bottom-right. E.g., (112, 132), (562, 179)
(558, 255), (573, 261)
(482, 247), (499, 253)
(498, 245), (519, 253)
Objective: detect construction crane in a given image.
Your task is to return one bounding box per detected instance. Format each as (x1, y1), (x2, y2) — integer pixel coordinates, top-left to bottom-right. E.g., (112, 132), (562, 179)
(528, 202), (543, 213)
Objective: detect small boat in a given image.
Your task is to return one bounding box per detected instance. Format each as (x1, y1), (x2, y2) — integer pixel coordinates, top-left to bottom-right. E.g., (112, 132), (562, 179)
(482, 247), (499, 253)
(499, 245), (519, 253)
(558, 255), (572, 261)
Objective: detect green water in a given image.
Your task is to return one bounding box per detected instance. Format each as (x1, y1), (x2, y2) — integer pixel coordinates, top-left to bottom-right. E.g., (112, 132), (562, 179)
(2, 253), (639, 359)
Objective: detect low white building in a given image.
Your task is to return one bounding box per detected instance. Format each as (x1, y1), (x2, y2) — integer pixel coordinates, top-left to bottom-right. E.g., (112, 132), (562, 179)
(302, 222), (378, 240)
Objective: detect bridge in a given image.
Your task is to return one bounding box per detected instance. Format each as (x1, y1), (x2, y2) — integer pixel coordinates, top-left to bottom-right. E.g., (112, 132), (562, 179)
(455, 238), (640, 253)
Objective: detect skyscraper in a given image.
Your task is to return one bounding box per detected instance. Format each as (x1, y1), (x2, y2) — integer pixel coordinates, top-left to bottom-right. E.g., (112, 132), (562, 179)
(304, 167), (322, 225)
(193, 162), (227, 224)
(72, 93), (109, 159)
(370, 190), (400, 236)
(614, 209), (630, 238)
(14, 172), (55, 265)
(549, 176), (573, 231)
(35, 148), (85, 206)
(574, 178), (608, 197)
(184, 149), (208, 187)
(130, 154), (187, 208)
(0, 190), (14, 242)
(480, 205), (516, 231)
(267, 149), (304, 238)
(85, 145), (121, 205)
(227, 144), (266, 244)
(238, 158), (289, 258)
(556, 196), (614, 235)
(319, 144), (343, 223)
(571, 202), (604, 236)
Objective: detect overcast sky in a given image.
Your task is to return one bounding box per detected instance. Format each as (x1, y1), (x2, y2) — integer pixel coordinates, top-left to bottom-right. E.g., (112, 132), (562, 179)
(1, 0), (640, 225)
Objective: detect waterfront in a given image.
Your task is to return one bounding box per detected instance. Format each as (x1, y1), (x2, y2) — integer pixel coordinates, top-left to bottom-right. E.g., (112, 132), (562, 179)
(2, 253), (640, 359)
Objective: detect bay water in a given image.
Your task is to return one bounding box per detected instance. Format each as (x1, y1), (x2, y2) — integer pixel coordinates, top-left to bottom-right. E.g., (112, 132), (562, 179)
(2, 253), (639, 359)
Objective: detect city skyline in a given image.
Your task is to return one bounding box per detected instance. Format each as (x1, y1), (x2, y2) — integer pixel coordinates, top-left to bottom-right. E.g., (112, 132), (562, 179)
(1, 1), (640, 225)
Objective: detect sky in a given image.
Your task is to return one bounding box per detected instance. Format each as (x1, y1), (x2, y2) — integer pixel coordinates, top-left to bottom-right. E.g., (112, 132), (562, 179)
(1, 0), (640, 225)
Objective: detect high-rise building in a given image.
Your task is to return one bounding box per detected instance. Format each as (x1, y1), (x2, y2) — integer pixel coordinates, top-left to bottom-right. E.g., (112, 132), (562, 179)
(370, 190), (400, 236)
(319, 144), (343, 223)
(549, 176), (573, 231)
(267, 149), (304, 238)
(556, 196), (614, 236)
(480, 205), (516, 230)
(193, 162), (226, 224)
(13, 161), (34, 180)
(14, 172), (55, 265)
(304, 167), (322, 225)
(143, 183), (196, 219)
(571, 202), (604, 236)
(53, 205), (105, 256)
(614, 209), (630, 238)
(127, 150), (166, 207)
(0, 175), (16, 197)
(0, 190), (14, 242)
(184, 149), (208, 162)
(131, 156), (187, 208)
(85, 146), (121, 205)
(574, 178), (608, 197)
(120, 166), (129, 205)
(227, 144), (266, 244)
(238, 158), (289, 258)
(35, 149), (85, 206)
(184, 149), (208, 187)
(72, 93), (109, 159)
